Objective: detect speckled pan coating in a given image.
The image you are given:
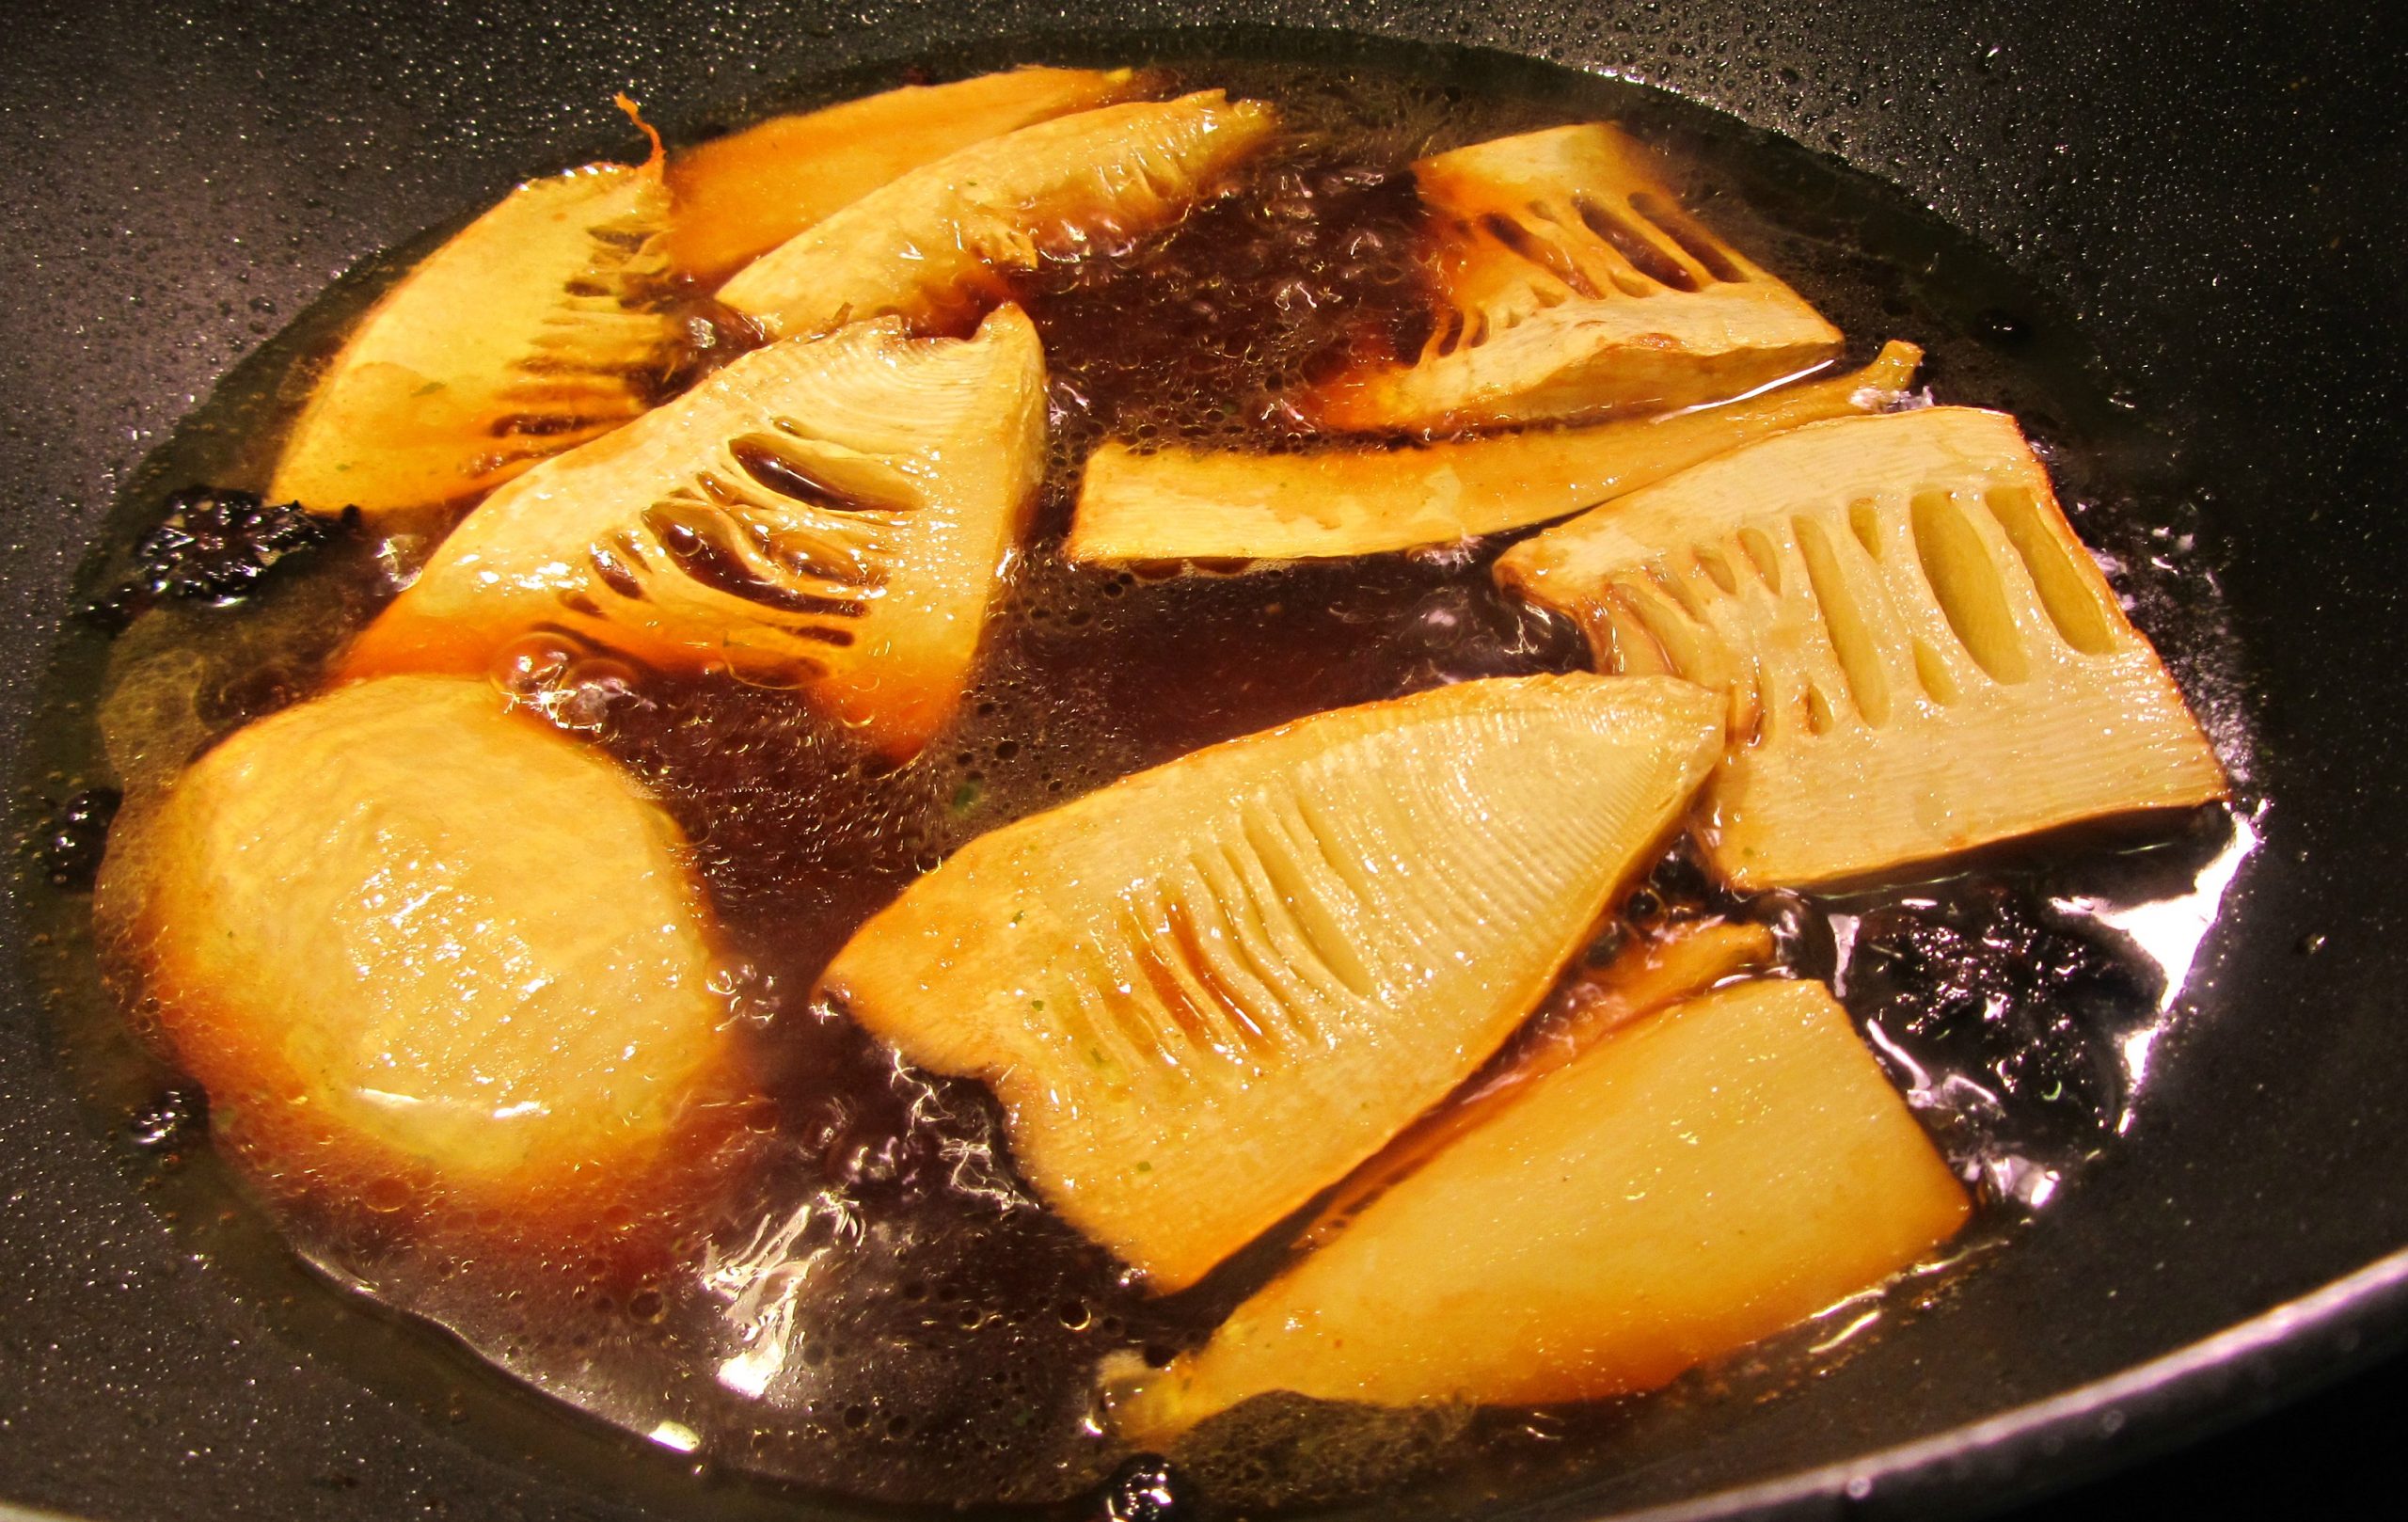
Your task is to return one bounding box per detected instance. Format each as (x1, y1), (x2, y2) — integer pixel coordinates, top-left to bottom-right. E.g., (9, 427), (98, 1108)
(0, 5), (2401, 1521)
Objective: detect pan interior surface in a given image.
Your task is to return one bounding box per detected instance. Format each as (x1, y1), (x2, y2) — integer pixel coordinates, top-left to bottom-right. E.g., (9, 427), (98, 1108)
(0, 7), (2400, 1522)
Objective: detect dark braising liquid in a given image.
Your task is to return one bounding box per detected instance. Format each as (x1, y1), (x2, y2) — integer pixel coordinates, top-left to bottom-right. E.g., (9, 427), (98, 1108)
(18, 44), (2257, 1520)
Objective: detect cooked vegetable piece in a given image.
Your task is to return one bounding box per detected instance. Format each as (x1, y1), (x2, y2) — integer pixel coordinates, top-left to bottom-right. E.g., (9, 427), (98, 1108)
(1296, 916), (1776, 1253)
(1113, 977), (1969, 1440)
(1497, 407), (2229, 889)
(823, 674), (1724, 1292)
(1307, 123), (1841, 433)
(341, 305), (1048, 758)
(666, 67), (1145, 284)
(94, 676), (741, 1227)
(717, 91), (1277, 339)
(1542, 917), (1777, 1053)
(269, 160), (681, 523)
(1067, 341), (1919, 567)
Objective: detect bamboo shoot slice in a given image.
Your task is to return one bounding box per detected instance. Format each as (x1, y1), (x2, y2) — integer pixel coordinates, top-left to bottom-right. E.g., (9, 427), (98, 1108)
(1307, 124), (1841, 433)
(717, 91), (1277, 339)
(95, 675), (742, 1228)
(1496, 407), (2229, 889)
(1114, 977), (1969, 1440)
(1296, 917), (1777, 1255)
(270, 159), (681, 523)
(823, 674), (1724, 1292)
(341, 305), (1047, 758)
(1066, 342), (1919, 567)
(666, 67), (1146, 285)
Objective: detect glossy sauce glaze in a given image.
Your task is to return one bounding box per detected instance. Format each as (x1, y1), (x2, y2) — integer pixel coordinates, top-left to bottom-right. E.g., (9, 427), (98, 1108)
(20, 49), (2255, 1517)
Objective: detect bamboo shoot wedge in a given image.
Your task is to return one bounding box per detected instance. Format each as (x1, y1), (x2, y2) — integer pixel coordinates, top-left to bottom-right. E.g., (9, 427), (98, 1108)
(1066, 341), (1919, 567)
(822, 674), (1724, 1292)
(95, 676), (746, 1229)
(1292, 916), (1778, 1258)
(271, 155), (683, 523)
(1496, 407), (2229, 889)
(341, 306), (1048, 759)
(1307, 123), (1842, 433)
(1113, 977), (1970, 1441)
(666, 67), (1145, 285)
(718, 91), (1277, 340)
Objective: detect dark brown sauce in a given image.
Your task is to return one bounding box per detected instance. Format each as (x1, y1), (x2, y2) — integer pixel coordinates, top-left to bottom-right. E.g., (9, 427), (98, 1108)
(17, 47), (2259, 1521)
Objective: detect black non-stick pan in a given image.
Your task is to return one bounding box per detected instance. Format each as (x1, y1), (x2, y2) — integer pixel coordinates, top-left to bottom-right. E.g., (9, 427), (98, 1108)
(3, 2), (2404, 1518)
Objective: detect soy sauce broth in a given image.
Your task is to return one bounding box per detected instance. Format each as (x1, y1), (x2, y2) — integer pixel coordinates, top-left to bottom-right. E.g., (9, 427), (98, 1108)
(15, 37), (2258, 1520)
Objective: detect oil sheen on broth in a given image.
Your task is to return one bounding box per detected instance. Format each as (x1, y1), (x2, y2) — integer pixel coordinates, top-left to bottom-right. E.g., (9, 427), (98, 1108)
(27, 50), (2255, 1517)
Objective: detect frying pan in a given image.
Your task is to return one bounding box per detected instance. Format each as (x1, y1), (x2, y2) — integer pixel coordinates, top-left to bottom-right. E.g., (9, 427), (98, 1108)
(2, 1), (2403, 1518)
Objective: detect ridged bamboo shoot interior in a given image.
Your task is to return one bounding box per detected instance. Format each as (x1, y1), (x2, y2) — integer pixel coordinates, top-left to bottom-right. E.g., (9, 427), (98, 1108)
(1497, 407), (2228, 888)
(1115, 976), (1970, 1441)
(270, 162), (682, 523)
(718, 91), (1276, 339)
(341, 306), (1048, 758)
(1307, 123), (1842, 432)
(823, 674), (1724, 1291)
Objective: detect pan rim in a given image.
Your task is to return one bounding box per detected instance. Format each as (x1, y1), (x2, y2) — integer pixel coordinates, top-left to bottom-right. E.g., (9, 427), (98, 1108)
(2, 17), (2394, 1522)
(2, 1244), (2402, 1520)
(1600, 1244), (2408, 1521)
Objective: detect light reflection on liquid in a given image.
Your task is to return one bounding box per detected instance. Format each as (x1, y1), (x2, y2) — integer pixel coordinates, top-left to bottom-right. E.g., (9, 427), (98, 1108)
(705, 1195), (848, 1402)
(1833, 804), (2261, 1202)
(2066, 807), (2260, 1132)
(2059, 807), (2262, 1019)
